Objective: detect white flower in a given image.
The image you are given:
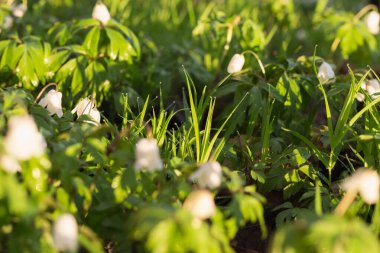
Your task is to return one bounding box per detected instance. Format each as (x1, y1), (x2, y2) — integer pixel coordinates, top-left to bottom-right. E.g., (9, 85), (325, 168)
(342, 168), (380, 204)
(92, 3), (111, 25)
(189, 161), (222, 189)
(12, 3), (27, 18)
(183, 190), (216, 220)
(4, 115), (46, 161)
(3, 16), (14, 29)
(317, 62), (335, 83)
(134, 138), (163, 171)
(88, 107), (100, 123)
(0, 155), (21, 173)
(72, 98), (101, 124)
(38, 89), (63, 118)
(356, 79), (380, 102)
(52, 213), (78, 252)
(366, 11), (380, 35)
(227, 54), (245, 74)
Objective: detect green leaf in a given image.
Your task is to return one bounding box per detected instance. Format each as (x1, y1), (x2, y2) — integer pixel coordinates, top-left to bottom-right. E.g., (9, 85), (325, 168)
(83, 26), (100, 58)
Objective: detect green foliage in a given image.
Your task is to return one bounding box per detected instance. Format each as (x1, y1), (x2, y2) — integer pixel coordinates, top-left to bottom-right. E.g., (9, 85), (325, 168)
(0, 0), (380, 252)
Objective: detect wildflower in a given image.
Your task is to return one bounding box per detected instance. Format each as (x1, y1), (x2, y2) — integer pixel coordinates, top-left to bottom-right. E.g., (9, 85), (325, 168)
(12, 3), (27, 18)
(227, 54), (245, 74)
(89, 107), (101, 123)
(365, 11), (380, 34)
(92, 2), (111, 25)
(52, 213), (78, 252)
(317, 62), (335, 83)
(72, 98), (101, 124)
(189, 161), (222, 189)
(183, 190), (216, 220)
(38, 89), (63, 118)
(342, 168), (380, 204)
(356, 79), (380, 102)
(0, 155), (21, 173)
(134, 138), (163, 171)
(4, 115), (46, 161)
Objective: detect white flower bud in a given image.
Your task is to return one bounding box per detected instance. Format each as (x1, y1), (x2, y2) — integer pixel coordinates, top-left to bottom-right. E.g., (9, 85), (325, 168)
(366, 11), (380, 35)
(342, 168), (380, 204)
(189, 161), (222, 189)
(4, 115), (46, 161)
(134, 138), (163, 171)
(0, 155), (21, 173)
(317, 62), (335, 83)
(356, 79), (380, 101)
(38, 89), (63, 118)
(365, 79), (380, 99)
(227, 54), (245, 74)
(92, 3), (111, 25)
(183, 190), (216, 220)
(12, 3), (27, 18)
(89, 107), (100, 123)
(52, 213), (78, 252)
(72, 98), (101, 124)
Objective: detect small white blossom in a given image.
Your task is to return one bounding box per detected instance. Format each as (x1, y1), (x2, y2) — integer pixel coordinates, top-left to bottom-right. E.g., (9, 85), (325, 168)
(4, 115), (46, 161)
(356, 79), (380, 102)
(227, 54), (245, 74)
(0, 155), (21, 173)
(92, 3), (111, 25)
(189, 161), (222, 189)
(317, 62), (335, 83)
(366, 11), (380, 35)
(183, 190), (216, 220)
(342, 168), (380, 204)
(89, 107), (100, 123)
(12, 3), (27, 18)
(134, 138), (163, 171)
(52, 213), (78, 252)
(38, 89), (63, 118)
(72, 98), (101, 124)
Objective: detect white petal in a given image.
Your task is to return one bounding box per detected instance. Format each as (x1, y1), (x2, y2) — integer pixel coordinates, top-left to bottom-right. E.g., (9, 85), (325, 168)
(92, 3), (111, 25)
(0, 155), (21, 173)
(4, 115), (47, 161)
(134, 138), (163, 171)
(183, 190), (216, 220)
(366, 11), (380, 35)
(227, 54), (245, 74)
(317, 62), (335, 83)
(342, 168), (380, 204)
(190, 161), (222, 189)
(53, 214), (78, 252)
(356, 92), (365, 102)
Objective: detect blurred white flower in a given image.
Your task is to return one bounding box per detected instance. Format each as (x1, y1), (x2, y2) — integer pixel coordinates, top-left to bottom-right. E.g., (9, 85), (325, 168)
(0, 155), (21, 173)
(227, 54), (245, 74)
(356, 79), (380, 102)
(3, 16), (13, 29)
(342, 168), (380, 204)
(53, 213), (78, 252)
(12, 3), (27, 18)
(89, 107), (100, 123)
(134, 138), (163, 171)
(92, 2), (111, 25)
(183, 190), (216, 220)
(38, 89), (63, 118)
(365, 11), (380, 34)
(72, 98), (101, 124)
(189, 161), (222, 189)
(4, 115), (46, 161)
(317, 62), (335, 83)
